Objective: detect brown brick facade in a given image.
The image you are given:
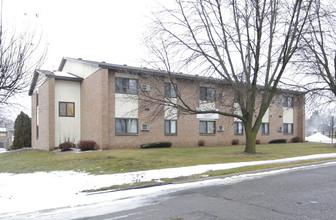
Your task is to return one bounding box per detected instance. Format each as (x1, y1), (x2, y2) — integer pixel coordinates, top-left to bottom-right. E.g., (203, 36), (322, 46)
(31, 78), (55, 150)
(30, 58), (305, 150)
(102, 72), (305, 149)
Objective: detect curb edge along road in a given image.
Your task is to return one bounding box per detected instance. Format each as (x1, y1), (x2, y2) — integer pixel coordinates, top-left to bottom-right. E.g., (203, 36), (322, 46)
(87, 158), (336, 195)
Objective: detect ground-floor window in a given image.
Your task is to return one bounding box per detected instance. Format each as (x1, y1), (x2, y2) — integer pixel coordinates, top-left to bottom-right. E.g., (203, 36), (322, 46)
(115, 118), (138, 134)
(59, 102), (75, 117)
(283, 123), (293, 134)
(200, 121), (215, 134)
(234, 122), (243, 135)
(165, 120), (177, 135)
(262, 123), (269, 134)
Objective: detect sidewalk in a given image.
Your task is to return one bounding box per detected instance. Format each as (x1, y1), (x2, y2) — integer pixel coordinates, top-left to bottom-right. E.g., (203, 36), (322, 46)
(1, 153), (336, 219)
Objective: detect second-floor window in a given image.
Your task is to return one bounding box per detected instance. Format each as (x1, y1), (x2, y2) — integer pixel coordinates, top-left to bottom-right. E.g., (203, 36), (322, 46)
(200, 87), (215, 102)
(283, 96), (293, 107)
(164, 83), (177, 98)
(115, 77), (138, 95)
(36, 93), (39, 107)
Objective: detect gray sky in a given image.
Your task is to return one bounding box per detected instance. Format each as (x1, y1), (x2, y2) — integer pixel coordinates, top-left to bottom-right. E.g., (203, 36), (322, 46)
(3, 0), (162, 120)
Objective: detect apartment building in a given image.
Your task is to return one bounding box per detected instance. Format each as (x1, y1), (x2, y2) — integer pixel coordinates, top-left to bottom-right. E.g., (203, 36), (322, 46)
(29, 57), (305, 150)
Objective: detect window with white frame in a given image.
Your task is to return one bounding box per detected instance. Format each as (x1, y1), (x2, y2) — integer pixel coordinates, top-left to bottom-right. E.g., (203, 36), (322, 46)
(115, 118), (138, 134)
(164, 83), (177, 98)
(283, 123), (293, 134)
(115, 77), (138, 95)
(200, 121), (215, 134)
(262, 122), (269, 134)
(200, 87), (215, 102)
(165, 120), (177, 134)
(234, 122), (243, 134)
(282, 96), (293, 107)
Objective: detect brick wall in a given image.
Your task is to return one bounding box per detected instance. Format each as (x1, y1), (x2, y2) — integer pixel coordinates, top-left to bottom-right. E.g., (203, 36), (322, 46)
(31, 78), (55, 150)
(99, 72), (305, 149)
(81, 68), (109, 149)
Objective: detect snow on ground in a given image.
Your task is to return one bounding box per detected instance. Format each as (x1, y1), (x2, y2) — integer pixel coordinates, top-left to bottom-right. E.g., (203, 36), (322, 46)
(306, 132), (334, 143)
(1, 153), (336, 219)
(0, 148), (7, 153)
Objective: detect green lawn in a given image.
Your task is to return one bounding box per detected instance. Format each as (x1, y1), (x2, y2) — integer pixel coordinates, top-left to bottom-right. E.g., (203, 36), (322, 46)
(0, 142), (335, 175)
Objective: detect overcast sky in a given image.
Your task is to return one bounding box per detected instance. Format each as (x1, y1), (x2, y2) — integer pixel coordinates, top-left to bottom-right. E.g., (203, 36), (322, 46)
(3, 0), (162, 120)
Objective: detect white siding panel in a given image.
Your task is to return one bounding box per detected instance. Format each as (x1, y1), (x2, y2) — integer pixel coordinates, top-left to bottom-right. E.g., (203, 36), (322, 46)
(54, 80), (81, 147)
(165, 98), (177, 120)
(62, 60), (99, 79)
(262, 108), (269, 123)
(115, 94), (138, 118)
(283, 107), (294, 123)
(234, 103), (242, 122)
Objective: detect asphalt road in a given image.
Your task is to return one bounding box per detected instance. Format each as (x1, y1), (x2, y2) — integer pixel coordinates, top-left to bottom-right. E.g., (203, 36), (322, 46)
(83, 162), (336, 220)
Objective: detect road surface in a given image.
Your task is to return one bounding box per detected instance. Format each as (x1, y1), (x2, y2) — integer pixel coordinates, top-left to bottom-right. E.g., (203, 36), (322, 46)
(81, 162), (336, 220)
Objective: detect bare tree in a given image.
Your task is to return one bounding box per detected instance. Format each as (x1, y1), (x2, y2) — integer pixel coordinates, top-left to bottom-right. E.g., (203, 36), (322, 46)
(296, 0), (336, 103)
(0, 29), (45, 109)
(143, 0), (312, 153)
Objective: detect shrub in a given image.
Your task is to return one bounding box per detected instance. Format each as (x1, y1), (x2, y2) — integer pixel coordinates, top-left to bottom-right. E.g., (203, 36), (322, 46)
(59, 142), (75, 152)
(269, 139), (287, 144)
(13, 111), (31, 149)
(291, 136), (301, 143)
(231, 139), (239, 145)
(255, 139), (261, 144)
(140, 141), (172, 149)
(78, 140), (98, 151)
(198, 140), (205, 146)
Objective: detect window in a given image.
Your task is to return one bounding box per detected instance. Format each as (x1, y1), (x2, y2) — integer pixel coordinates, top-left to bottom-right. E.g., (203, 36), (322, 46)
(36, 125), (39, 139)
(283, 96), (293, 107)
(115, 77), (138, 95)
(200, 121), (215, 134)
(200, 87), (215, 102)
(234, 122), (243, 134)
(165, 120), (177, 135)
(36, 93), (39, 107)
(164, 83), (177, 98)
(262, 123), (269, 134)
(115, 118), (138, 134)
(283, 123), (293, 134)
(59, 102), (75, 117)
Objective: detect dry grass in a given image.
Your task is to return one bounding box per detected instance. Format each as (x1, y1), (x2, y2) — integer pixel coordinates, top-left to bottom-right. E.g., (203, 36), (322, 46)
(0, 142), (335, 175)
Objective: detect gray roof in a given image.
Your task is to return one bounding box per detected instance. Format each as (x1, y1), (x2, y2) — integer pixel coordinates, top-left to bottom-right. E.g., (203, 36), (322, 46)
(58, 57), (225, 84)
(56, 57), (304, 95)
(28, 69), (83, 96)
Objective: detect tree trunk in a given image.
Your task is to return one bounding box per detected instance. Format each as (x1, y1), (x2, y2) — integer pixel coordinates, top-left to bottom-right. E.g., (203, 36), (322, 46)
(244, 125), (257, 154)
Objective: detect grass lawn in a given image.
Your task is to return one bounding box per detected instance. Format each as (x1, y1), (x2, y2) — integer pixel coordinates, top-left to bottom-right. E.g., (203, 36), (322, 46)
(0, 142), (335, 175)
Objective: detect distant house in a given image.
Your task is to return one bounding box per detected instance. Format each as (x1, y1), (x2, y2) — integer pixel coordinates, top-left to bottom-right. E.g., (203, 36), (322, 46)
(0, 123), (14, 149)
(28, 57), (305, 151)
(0, 128), (6, 148)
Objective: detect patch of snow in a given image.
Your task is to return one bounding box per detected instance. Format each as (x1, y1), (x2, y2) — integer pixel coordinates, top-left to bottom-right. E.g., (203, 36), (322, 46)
(0, 148), (7, 153)
(0, 153), (336, 219)
(306, 132), (333, 143)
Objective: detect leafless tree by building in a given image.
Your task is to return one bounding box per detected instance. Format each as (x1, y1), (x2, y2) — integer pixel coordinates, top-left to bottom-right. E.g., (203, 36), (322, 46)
(143, 0), (312, 153)
(0, 25), (45, 113)
(296, 0), (336, 105)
